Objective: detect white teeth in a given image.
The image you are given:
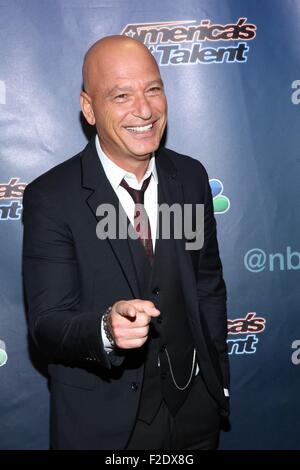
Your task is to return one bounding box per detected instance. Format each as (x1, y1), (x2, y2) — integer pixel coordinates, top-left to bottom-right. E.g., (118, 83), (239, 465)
(126, 124), (153, 132)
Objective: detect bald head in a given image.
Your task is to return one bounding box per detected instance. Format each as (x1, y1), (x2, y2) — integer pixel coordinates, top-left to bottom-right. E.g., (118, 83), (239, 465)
(82, 35), (159, 94)
(80, 34), (167, 176)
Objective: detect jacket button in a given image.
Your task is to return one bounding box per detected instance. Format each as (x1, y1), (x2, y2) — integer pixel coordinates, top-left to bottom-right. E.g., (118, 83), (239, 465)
(131, 382), (139, 392)
(157, 317), (163, 324)
(152, 287), (160, 295)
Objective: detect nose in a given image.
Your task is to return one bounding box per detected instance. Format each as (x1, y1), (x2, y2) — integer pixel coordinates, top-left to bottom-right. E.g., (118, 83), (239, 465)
(132, 93), (152, 121)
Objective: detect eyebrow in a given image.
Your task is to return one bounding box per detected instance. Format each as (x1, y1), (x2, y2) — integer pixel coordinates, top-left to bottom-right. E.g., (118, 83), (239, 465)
(106, 79), (164, 97)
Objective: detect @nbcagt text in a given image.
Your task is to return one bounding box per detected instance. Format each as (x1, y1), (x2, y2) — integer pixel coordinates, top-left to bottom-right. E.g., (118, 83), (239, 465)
(104, 453), (194, 466)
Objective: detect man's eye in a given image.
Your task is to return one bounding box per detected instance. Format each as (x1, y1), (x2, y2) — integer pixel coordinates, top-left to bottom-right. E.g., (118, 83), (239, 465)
(114, 94), (128, 101)
(147, 87), (162, 94)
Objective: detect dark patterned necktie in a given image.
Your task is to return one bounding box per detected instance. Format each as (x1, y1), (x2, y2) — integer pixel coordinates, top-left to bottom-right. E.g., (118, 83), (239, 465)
(120, 175), (154, 264)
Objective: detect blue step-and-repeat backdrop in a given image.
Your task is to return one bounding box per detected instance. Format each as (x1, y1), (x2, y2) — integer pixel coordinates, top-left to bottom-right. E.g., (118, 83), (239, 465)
(0, 0), (299, 449)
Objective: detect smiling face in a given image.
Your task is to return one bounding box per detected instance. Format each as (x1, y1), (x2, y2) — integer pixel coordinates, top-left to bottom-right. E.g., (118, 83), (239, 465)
(80, 37), (167, 172)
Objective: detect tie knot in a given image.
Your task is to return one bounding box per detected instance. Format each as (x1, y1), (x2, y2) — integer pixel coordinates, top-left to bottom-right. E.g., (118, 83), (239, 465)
(120, 175), (152, 204)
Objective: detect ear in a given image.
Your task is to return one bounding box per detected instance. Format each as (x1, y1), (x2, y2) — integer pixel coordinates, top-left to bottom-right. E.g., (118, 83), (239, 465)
(80, 91), (95, 125)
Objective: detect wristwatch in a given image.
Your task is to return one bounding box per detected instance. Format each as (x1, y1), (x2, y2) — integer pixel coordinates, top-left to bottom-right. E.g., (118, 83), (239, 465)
(102, 306), (115, 347)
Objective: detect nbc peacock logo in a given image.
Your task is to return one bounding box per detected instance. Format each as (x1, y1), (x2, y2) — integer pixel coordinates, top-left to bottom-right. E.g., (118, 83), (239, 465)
(209, 179), (230, 214)
(0, 339), (8, 367)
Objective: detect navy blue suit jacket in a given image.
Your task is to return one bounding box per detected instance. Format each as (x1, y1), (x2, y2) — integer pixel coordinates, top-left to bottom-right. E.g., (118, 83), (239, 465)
(23, 138), (229, 449)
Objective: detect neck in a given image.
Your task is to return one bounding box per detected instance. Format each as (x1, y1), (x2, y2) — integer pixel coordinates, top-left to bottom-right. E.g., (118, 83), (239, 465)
(96, 137), (152, 182)
(111, 156), (150, 182)
(105, 152), (151, 182)
(132, 160), (150, 183)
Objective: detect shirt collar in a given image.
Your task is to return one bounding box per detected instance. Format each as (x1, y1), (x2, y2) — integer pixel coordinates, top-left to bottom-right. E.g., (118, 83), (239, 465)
(95, 134), (158, 190)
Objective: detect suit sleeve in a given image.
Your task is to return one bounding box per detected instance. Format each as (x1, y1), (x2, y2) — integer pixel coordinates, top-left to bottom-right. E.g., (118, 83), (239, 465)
(22, 184), (122, 369)
(196, 167), (230, 390)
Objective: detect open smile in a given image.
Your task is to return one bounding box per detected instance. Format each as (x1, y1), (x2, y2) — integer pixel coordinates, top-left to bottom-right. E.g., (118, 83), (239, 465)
(124, 122), (156, 134)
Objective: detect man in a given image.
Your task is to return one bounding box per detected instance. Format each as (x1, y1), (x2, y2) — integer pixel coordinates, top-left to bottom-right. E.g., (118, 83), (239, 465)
(23, 35), (229, 450)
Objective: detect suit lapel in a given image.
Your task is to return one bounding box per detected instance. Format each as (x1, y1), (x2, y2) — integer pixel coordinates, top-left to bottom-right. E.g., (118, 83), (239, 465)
(80, 138), (140, 298)
(158, 161), (200, 319)
(156, 149), (200, 320)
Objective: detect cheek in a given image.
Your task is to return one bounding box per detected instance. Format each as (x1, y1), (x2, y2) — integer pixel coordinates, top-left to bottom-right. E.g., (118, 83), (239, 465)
(105, 107), (128, 131)
(95, 108), (116, 135)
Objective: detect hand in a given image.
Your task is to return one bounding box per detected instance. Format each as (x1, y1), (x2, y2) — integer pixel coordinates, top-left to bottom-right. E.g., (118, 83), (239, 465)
(107, 299), (160, 349)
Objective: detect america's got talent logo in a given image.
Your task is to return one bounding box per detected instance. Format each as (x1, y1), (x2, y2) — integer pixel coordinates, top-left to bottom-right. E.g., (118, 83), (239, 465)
(0, 177), (26, 221)
(121, 18), (257, 66)
(227, 312), (267, 355)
